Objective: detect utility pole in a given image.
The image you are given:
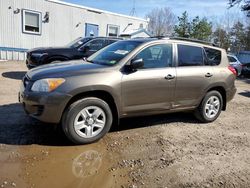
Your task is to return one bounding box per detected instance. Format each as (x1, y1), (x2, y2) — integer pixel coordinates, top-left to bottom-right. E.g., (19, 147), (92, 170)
(129, 0), (137, 16)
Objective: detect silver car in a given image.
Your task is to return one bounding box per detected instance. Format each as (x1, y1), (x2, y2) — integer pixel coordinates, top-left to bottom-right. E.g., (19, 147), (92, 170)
(228, 54), (242, 76)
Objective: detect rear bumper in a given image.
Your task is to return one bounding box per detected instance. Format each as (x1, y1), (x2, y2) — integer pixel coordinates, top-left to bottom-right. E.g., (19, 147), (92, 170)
(19, 90), (72, 124)
(226, 86), (237, 103)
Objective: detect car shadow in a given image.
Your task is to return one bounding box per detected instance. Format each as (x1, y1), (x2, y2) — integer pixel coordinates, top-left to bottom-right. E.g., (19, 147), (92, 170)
(0, 103), (72, 146)
(0, 103), (199, 146)
(238, 90), (250, 98)
(2, 71), (27, 80)
(113, 112), (199, 132)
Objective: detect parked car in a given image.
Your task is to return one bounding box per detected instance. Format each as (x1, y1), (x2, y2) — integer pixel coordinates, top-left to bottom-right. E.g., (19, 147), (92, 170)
(26, 37), (122, 69)
(227, 54), (242, 76)
(237, 51), (250, 76)
(19, 37), (237, 144)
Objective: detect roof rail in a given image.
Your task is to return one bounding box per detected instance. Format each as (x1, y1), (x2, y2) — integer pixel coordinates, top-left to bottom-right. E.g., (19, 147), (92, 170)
(150, 36), (218, 47)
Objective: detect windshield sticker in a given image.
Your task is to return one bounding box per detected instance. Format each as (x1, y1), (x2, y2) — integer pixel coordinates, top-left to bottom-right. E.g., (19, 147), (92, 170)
(109, 60), (116, 64)
(114, 50), (129, 55)
(78, 41), (83, 45)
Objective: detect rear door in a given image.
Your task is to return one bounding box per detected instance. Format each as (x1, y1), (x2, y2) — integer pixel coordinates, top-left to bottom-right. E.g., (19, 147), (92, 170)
(82, 39), (106, 57)
(122, 43), (176, 115)
(105, 39), (119, 46)
(174, 44), (214, 108)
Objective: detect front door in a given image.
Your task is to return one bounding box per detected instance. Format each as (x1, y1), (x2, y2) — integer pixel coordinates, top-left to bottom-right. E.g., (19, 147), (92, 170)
(85, 23), (99, 37)
(122, 43), (176, 116)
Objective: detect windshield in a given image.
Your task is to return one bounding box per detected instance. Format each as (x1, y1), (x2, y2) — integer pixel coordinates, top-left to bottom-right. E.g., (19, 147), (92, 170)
(66, 37), (92, 48)
(237, 53), (250, 64)
(87, 40), (143, 66)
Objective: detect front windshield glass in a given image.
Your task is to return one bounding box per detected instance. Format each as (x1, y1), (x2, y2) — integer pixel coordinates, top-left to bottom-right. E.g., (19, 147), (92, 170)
(66, 37), (92, 48)
(87, 40), (143, 66)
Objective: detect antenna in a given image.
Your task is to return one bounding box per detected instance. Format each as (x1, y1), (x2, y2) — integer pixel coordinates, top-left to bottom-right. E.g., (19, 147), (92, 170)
(129, 0), (137, 16)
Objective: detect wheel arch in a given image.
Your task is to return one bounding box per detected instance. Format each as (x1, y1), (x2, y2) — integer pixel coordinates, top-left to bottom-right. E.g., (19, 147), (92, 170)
(47, 55), (70, 63)
(206, 86), (227, 111)
(62, 90), (120, 126)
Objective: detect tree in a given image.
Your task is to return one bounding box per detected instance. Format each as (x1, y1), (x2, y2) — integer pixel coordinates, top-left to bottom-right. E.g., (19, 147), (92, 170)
(174, 12), (212, 41)
(213, 28), (231, 50)
(230, 21), (246, 52)
(146, 7), (176, 36)
(244, 26), (250, 50)
(190, 17), (212, 40)
(174, 11), (191, 37)
(229, 0), (250, 17)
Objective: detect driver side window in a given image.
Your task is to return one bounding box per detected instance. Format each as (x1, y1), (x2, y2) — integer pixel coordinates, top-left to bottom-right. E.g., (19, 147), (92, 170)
(135, 44), (173, 69)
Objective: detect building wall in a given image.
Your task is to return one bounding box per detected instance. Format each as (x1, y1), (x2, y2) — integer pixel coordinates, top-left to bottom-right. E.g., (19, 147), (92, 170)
(0, 0), (148, 60)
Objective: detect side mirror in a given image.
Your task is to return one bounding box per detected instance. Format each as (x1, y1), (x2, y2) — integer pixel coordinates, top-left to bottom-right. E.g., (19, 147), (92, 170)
(130, 58), (144, 70)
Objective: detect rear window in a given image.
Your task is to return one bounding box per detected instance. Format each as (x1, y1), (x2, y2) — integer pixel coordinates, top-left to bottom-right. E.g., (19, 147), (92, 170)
(237, 53), (250, 64)
(178, 45), (204, 66)
(204, 47), (221, 66)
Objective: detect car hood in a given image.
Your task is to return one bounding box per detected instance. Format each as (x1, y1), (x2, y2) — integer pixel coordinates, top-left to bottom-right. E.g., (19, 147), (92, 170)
(27, 60), (109, 81)
(27, 47), (74, 53)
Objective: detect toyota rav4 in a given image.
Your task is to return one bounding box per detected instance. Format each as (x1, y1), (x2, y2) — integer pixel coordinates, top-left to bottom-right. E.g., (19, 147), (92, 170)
(19, 37), (237, 144)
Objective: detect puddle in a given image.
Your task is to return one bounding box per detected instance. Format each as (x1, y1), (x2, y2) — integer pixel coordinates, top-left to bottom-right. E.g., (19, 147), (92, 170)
(0, 141), (126, 188)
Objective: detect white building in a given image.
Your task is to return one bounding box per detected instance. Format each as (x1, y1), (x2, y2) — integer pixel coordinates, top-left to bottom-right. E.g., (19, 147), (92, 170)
(0, 0), (149, 60)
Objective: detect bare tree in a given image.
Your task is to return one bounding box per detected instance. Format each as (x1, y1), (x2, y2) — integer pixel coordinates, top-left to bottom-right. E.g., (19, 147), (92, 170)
(146, 7), (176, 36)
(229, 0), (250, 16)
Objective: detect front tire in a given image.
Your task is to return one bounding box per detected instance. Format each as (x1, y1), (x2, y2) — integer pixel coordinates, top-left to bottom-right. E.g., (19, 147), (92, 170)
(62, 97), (113, 144)
(195, 91), (223, 123)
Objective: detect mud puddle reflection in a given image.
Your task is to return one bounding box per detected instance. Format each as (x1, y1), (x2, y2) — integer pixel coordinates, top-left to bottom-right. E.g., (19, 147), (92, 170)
(0, 141), (126, 188)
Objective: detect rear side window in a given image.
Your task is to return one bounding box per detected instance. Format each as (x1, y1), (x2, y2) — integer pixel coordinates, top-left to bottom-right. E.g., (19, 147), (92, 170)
(204, 47), (221, 66)
(85, 39), (105, 51)
(107, 39), (118, 45)
(178, 45), (204, 66)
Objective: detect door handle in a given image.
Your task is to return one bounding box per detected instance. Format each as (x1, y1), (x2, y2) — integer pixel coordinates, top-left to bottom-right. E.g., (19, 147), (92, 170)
(165, 74), (175, 80)
(205, 73), (213, 78)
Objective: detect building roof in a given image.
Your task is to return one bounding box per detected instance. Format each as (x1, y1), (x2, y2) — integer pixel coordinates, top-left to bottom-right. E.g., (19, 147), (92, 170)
(46, 0), (148, 22)
(120, 28), (151, 37)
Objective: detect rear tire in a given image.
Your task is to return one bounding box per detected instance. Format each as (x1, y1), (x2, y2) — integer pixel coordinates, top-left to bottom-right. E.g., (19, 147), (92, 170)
(62, 97), (113, 144)
(195, 91), (223, 123)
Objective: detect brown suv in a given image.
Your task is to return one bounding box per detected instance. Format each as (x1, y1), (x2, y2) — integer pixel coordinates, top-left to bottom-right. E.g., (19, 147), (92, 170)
(19, 37), (237, 144)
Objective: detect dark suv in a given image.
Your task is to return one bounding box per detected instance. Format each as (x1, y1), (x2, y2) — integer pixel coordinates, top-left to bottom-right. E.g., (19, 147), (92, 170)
(26, 37), (121, 69)
(19, 37), (237, 144)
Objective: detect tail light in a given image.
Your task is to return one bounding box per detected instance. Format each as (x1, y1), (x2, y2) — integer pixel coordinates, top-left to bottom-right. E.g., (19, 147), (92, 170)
(228, 66), (237, 76)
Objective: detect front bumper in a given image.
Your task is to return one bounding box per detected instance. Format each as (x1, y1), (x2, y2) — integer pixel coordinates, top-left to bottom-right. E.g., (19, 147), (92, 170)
(19, 86), (72, 124)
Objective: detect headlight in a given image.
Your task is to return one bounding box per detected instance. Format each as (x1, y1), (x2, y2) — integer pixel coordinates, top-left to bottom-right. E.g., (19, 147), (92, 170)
(31, 53), (48, 58)
(31, 78), (65, 92)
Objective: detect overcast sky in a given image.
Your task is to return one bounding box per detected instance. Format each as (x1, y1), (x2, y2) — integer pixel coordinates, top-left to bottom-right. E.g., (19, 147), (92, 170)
(62, 0), (242, 18)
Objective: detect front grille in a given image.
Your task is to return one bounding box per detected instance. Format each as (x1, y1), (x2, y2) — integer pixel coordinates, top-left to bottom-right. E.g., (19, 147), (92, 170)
(36, 105), (44, 116)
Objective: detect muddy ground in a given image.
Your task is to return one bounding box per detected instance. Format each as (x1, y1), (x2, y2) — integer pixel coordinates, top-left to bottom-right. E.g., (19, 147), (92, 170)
(0, 61), (250, 188)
